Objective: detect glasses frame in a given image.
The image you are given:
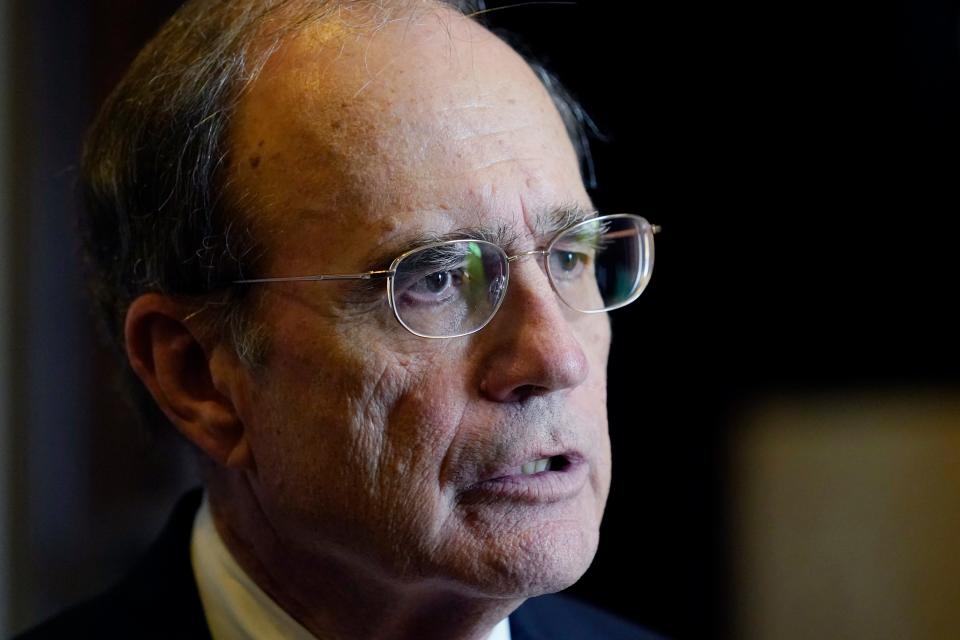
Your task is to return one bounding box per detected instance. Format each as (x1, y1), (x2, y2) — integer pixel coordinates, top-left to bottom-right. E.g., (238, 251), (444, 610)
(234, 213), (661, 339)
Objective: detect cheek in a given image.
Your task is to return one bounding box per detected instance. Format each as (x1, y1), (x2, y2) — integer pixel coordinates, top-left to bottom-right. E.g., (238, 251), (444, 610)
(574, 312), (611, 395)
(373, 358), (471, 488)
(573, 314), (612, 513)
(239, 332), (394, 514)
(246, 335), (470, 536)
(591, 313), (613, 365)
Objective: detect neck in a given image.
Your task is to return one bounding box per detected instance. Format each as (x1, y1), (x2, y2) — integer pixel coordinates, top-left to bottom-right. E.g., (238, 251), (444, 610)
(206, 475), (523, 640)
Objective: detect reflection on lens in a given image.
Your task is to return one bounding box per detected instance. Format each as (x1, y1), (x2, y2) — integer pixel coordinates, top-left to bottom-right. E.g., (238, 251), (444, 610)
(389, 215), (654, 337)
(547, 215), (653, 313)
(391, 240), (509, 338)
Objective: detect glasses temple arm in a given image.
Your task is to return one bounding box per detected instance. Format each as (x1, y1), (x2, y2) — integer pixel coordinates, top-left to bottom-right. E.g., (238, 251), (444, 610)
(234, 269), (395, 284)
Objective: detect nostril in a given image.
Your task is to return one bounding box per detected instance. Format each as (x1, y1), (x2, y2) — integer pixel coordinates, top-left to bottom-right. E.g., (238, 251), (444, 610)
(511, 384), (548, 403)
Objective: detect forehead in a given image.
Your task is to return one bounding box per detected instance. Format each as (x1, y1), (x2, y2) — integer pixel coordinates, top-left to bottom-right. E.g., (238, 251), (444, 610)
(228, 4), (589, 273)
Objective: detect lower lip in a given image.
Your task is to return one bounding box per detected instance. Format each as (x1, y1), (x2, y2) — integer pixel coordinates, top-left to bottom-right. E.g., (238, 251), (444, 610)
(459, 459), (589, 505)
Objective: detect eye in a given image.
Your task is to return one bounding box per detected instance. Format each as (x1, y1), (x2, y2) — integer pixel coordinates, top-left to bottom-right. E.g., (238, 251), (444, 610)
(554, 251), (582, 272)
(392, 242), (487, 309)
(401, 267), (466, 304)
(424, 271), (451, 293)
(549, 250), (589, 279)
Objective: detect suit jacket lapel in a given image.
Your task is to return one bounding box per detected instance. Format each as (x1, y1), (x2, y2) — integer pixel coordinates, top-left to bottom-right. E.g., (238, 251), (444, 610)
(110, 487), (212, 639)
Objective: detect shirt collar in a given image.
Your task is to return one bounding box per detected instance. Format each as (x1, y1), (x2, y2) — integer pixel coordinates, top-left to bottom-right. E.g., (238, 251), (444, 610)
(190, 493), (511, 640)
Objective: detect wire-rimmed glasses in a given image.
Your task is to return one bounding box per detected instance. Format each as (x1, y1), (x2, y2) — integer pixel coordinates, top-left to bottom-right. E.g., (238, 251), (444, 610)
(234, 213), (660, 339)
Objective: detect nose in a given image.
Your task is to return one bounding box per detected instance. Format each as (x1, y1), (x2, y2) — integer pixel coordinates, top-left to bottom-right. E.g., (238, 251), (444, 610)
(477, 261), (590, 403)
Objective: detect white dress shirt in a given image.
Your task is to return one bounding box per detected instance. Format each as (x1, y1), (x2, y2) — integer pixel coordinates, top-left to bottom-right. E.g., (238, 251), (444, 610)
(191, 494), (512, 640)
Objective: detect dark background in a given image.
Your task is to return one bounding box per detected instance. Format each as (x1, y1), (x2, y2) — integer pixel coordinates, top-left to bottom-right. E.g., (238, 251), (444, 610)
(3, 1), (957, 638)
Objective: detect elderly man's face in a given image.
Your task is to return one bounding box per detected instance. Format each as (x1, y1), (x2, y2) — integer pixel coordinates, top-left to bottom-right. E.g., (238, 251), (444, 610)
(226, 8), (612, 597)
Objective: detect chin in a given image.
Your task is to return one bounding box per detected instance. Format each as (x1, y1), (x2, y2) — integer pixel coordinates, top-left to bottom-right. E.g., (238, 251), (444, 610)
(461, 521), (602, 599)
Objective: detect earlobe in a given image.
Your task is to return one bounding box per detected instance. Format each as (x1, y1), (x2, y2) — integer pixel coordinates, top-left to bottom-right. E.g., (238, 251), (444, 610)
(124, 293), (254, 470)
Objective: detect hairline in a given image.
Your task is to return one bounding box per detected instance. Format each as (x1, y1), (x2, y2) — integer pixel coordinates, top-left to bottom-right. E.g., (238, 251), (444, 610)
(224, 3), (595, 282)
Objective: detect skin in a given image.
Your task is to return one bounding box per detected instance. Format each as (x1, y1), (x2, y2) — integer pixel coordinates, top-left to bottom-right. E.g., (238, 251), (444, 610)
(126, 4), (612, 639)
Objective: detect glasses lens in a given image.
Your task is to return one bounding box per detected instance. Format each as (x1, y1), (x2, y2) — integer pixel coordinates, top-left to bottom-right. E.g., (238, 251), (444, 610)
(391, 240), (508, 338)
(547, 215), (653, 312)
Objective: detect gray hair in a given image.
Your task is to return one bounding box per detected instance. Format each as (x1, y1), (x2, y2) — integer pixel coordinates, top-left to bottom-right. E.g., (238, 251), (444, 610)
(80, 0), (596, 431)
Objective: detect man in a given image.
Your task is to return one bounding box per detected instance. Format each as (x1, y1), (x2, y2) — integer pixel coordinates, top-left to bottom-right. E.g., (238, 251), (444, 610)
(18, 1), (661, 638)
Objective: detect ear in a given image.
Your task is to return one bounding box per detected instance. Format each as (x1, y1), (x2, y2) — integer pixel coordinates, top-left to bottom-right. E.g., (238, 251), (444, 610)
(124, 293), (254, 470)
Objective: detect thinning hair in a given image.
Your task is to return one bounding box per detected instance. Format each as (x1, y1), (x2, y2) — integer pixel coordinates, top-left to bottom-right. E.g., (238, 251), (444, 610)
(81, 0), (597, 432)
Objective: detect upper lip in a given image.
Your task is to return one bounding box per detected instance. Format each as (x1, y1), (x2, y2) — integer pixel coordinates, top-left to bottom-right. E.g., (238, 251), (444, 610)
(473, 449), (585, 484)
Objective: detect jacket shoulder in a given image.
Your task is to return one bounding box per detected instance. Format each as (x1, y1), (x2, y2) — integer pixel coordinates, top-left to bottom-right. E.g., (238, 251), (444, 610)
(13, 591), (114, 639)
(12, 489), (211, 640)
(510, 593), (666, 640)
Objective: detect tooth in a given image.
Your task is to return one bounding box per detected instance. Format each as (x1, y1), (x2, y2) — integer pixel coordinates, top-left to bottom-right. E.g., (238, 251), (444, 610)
(521, 461), (536, 475)
(535, 458), (549, 473)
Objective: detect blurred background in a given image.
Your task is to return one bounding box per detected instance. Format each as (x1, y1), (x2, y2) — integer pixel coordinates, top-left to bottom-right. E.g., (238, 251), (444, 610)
(0, 0), (957, 638)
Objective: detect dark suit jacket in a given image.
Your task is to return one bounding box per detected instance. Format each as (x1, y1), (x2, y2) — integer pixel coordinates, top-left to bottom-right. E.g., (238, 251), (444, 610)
(15, 490), (662, 639)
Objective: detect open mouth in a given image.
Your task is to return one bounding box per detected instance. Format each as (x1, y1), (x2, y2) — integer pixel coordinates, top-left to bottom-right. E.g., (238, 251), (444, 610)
(462, 453), (587, 504)
(519, 455), (571, 476)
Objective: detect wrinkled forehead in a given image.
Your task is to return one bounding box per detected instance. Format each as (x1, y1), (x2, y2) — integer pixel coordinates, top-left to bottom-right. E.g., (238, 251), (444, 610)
(228, 3), (586, 272)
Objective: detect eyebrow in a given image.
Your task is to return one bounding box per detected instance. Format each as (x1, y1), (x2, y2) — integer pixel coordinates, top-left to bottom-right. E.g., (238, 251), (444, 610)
(533, 202), (599, 238)
(359, 203), (597, 272)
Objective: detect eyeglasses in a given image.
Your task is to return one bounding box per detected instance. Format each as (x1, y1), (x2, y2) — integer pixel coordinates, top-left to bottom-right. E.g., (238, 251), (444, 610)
(234, 213), (660, 339)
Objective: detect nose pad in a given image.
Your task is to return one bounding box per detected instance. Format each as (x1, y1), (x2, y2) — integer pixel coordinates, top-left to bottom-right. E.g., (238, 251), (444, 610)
(502, 249), (554, 300)
(510, 251), (560, 302)
(506, 248), (550, 267)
